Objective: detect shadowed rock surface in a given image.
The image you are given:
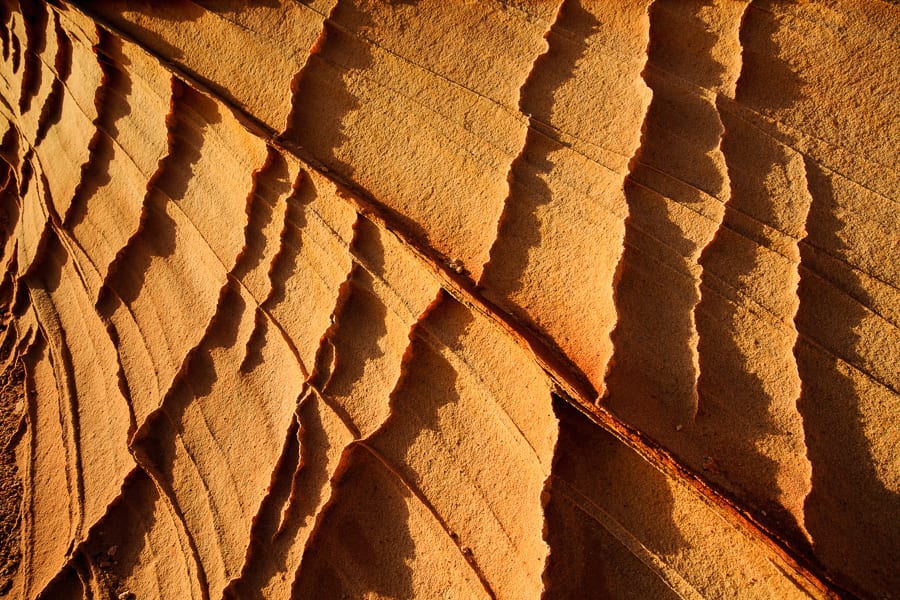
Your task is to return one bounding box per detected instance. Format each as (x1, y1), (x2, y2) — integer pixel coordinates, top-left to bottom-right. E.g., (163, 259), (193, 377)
(0, 1), (897, 598)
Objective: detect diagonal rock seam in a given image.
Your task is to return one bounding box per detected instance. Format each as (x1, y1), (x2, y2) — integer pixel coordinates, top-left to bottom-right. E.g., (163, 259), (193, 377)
(0, 1), (840, 596)
(2, 0), (897, 598)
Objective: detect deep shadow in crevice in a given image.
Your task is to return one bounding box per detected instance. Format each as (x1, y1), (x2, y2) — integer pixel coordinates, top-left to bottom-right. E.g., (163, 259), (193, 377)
(479, 128), (555, 309)
(293, 295), (475, 598)
(280, 0), (371, 182)
(641, 0), (729, 92)
(290, 443), (416, 600)
(604, 203), (701, 429)
(100, 188), (177, 310)
(18, 0), (48, 115)
(17, 148), (33, 203)
(693, 222), (804, 540)
(0, 127), (19, 169)
(232, 148), (292, 282)
(691, 89), (811, 554)
(125, 282), (249, 595)
(733, 1), (805, 113)
(71, 469), (184, 599)
(0, 164), (20, 251)
(544, 396), (685, 600)
(518, 0), (599, 125)
(223, 391), (347, 600)
(478, 0), (602, 392)
(0, 361), (24, 597)
(689, 0), (812, 548)
(156, 83), (217, 202)
(606, 0), (732, 432)
(192, 0), (280, 11)
(635, 71), (727, 201)
(238, 309), (268, 374)
(0, 3), (10, 62)
(302, 240), (394, 439)
(64, 30), (132, 229)
(795, 158), (900, 597)
(32, 10), (71, 148)
(33, 559), (87, 600)
(99, 79), (204, 313)
(222, 414), (301, 600)
(325, 274), (387, 396)
(10, 18), (21, 75)
(261, 169), (314, 311)
(612, 0), (814, 553)
(481, 0), (598, 297)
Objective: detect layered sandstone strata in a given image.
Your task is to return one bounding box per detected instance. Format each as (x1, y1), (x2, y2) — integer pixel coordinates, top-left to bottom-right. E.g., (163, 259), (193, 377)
(0, 1), (897, 598)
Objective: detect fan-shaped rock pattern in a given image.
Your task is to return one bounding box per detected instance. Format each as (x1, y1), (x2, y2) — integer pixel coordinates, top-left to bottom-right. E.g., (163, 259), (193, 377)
(0, 0), (897, 598)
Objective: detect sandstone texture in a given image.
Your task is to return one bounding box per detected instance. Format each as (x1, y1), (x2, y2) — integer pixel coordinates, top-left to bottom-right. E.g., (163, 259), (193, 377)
(0, 0), (897, 598)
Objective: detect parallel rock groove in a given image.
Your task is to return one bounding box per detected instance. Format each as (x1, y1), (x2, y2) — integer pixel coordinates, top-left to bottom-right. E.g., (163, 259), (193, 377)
(0, 1), (896, 598)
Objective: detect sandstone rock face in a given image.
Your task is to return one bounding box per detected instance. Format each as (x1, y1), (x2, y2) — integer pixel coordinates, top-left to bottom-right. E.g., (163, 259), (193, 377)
(0, 1), (897, 598)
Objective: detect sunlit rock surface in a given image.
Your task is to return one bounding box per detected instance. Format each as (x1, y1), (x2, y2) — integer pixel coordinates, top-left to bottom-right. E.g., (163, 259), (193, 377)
(0, 1), (897, 598)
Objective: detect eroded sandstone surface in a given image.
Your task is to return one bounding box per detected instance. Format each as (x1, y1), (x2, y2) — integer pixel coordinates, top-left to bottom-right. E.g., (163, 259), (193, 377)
(0, 0), (897, 598)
